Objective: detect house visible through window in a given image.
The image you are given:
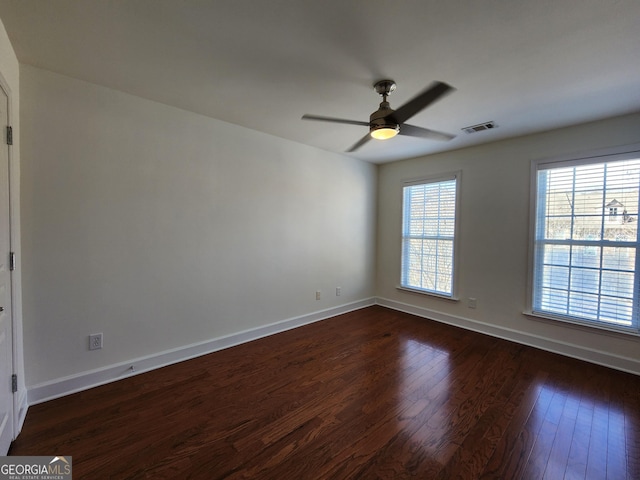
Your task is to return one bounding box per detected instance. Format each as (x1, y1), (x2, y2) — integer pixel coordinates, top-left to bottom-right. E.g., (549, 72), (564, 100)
(401, 173), (460, 298)
(530, 150), (640, 333)
(607, 199), (623, 220)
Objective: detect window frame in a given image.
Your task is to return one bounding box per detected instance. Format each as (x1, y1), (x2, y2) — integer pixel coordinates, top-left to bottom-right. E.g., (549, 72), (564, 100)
(526, 143), (640, 336)
(398, 171), (461, 301)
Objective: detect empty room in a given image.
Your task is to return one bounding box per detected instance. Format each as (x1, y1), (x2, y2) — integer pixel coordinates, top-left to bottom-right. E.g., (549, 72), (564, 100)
(0, 1), (639, 478)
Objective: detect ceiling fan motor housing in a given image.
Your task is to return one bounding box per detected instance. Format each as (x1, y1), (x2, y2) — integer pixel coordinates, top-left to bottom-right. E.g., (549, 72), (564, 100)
(370, 101), (400, 137)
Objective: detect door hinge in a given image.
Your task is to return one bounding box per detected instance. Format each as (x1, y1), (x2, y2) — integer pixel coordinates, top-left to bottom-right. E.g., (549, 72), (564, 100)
(9, 252), (15, 271)
(6, 126), (12, 146)
(11, 374), (17, 393)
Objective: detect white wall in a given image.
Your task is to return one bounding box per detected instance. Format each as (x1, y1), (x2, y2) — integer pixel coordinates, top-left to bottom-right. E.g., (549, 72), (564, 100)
(18, 59), (640, 404)
(377, 112), (640, 374)
(20, 65), (377, 394)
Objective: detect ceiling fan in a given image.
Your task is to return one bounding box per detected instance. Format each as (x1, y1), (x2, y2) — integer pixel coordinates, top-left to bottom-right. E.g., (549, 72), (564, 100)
(302, 80), (456, 152)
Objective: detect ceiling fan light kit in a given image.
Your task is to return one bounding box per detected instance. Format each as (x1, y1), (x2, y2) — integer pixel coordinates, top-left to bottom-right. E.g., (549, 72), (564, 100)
(370, 126), (400, 140)
(302, 78), (456, 152)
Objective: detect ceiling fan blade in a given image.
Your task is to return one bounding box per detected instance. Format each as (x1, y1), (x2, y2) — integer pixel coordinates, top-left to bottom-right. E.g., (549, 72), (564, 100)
(386, 81), (455, 125)
(302, 114), (370, 127)
(399, 123), (455, 141)
(346, 133), (372, 152)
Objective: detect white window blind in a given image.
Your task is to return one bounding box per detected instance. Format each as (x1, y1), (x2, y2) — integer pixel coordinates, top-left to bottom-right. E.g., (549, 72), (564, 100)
(532, 155), (640, 332)
(401, 175), (459, 297)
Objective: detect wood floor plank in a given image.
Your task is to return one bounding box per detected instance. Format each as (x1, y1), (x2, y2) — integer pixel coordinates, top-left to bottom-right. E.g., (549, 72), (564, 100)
(9, 306), (640, 479)
(607, 406), (628, 480)
(622, 374), (640, 480)
(544, 390), (579, 479)
(565, 398), (593, 480)
(521, 386), (565, 479)
(586, 399), (610, 478)
(483, 376), (553, 479)
(435, 350), (536, 479)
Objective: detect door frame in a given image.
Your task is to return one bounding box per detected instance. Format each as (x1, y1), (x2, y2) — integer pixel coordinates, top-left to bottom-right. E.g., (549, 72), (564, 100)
(0, 68), (26, 448)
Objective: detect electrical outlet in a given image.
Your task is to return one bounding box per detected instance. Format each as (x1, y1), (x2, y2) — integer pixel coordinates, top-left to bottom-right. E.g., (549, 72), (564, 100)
(89, 333), (103, 350)
(316, 290), (321, 300)
(336, 287), (341, 296)
(468, 298), (477, 309)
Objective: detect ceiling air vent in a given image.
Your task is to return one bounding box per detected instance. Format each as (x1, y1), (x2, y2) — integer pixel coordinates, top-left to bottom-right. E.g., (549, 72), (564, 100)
(462, 121), (496, 134)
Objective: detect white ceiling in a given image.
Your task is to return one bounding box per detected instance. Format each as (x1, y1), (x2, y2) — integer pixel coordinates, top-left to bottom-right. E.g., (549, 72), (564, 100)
(1, 0), (639, 163)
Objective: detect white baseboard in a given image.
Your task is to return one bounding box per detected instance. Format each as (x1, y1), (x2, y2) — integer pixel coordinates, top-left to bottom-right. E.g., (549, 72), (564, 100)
(376, 297), (640, 376)
(26, 295), (640, 406)
(27, 298), (376, 405)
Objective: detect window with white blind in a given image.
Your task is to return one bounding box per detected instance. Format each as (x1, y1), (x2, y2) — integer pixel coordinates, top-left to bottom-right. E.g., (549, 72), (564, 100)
(530, 148), (640, 334)
(400, 173), (460, 298)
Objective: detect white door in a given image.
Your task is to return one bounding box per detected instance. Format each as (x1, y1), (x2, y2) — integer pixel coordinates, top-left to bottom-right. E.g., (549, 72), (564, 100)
(0, 84), (13, 455)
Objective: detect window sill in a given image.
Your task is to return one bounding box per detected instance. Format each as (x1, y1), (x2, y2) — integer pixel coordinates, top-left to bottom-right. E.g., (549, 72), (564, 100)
(396, 285), (459, 302)
(523, 310), (640, 338)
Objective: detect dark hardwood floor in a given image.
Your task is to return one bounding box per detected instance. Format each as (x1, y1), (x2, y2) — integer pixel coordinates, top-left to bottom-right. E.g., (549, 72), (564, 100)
(9, 306), (640, 479)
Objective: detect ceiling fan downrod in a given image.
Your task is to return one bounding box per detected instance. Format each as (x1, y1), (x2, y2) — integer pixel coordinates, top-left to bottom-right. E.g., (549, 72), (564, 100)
(370, 80), (399, 139)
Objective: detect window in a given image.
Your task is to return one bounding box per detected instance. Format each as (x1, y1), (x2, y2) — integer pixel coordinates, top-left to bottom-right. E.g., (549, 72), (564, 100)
(530, 147), (640, 333)
(400, 173), (460, 298)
